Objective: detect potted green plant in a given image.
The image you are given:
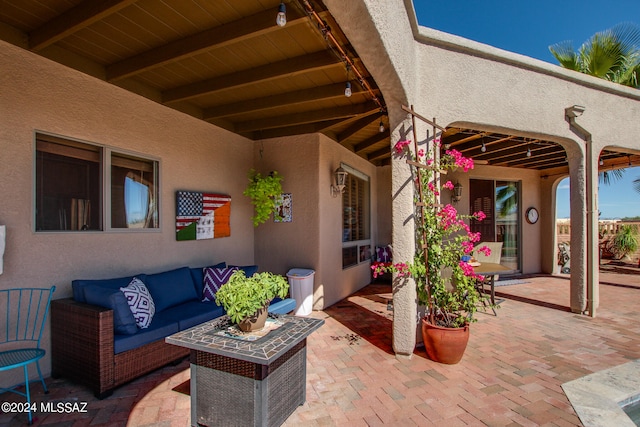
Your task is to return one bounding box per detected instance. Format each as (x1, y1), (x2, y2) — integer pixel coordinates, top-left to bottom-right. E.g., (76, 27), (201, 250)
(215, 270), (289, 332)
(612, 224), (639, 260)
(372, 138), (492, 364)
(243, 169), (283, 226)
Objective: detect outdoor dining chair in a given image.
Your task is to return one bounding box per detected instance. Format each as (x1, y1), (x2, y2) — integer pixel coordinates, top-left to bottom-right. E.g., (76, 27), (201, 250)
(0, 286), (55, 425)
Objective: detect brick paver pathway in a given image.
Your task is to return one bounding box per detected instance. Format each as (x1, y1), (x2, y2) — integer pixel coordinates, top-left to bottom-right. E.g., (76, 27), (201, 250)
(2, 268), (640, 426)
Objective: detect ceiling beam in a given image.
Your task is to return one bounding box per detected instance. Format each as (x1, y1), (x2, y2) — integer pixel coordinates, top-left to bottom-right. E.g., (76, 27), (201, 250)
(203, 81), (370, 120)
(244, 119), (345, 140)
(162, 50), (340, 104)
(106, 7), (308, 81)
(234, 101), (379, 132)
(337, 111), (383, 142)
(29, 0), (137, 51)
(367, 147), (391, 161)
(354, 132), (388, 153)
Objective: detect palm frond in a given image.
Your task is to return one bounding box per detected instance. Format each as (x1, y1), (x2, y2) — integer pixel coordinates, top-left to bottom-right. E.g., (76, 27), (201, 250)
(599, 169), (625, 185)
(549, 40), (580, 71)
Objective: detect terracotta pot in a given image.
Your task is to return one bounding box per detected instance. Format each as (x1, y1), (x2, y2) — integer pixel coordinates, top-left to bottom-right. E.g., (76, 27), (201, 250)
(237, 304), (269, 332)
(420, 317), (469, 364)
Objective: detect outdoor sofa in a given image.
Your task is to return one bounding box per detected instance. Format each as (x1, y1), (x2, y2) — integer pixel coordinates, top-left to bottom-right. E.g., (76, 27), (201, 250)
(51, 263), (296, 398)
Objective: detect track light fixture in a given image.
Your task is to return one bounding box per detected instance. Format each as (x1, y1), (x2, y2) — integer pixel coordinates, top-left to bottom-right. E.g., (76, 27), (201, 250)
(276, 2), (287, 27)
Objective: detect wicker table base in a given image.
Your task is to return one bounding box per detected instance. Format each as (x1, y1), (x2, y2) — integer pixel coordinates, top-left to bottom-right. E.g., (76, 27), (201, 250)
(191, 339), (306, 427)
(166, 315), (324, 427)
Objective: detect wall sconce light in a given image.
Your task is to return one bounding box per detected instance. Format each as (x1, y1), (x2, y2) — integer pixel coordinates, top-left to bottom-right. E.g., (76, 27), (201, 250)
(452, 182), (463, 203)
(331, 167), (348, 197)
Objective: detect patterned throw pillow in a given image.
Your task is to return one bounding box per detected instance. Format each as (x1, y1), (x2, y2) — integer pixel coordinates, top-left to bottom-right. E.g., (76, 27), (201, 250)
(202, 267), (238, 302)
(120, 277), (155, 329)
(376, 246), (393, 263)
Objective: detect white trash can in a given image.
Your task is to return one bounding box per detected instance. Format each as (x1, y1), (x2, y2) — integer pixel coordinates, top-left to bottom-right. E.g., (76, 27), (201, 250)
(286, 268), (315, 316)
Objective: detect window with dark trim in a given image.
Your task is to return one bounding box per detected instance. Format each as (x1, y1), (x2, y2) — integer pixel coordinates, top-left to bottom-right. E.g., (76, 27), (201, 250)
(341, 165), (370, 268)
(35, 134), (159, 231)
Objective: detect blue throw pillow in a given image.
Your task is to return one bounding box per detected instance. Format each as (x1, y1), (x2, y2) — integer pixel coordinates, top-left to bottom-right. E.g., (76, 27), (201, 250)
(144, 267), (197, 312)
(83, 284), (138, 335)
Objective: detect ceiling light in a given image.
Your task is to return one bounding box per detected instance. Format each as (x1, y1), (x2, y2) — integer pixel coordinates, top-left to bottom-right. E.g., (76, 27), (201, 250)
(480, 142), (486, 153)
(276, 2), (287, 27)
(526, 146), (532, 157)
(344, 81), (352, 97)
(379, 120), (385, 133)
(599, 158), (604, 166)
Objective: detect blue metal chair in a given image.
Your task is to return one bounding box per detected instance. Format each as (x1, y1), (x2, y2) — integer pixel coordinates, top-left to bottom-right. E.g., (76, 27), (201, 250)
(0, 286), (55, 425)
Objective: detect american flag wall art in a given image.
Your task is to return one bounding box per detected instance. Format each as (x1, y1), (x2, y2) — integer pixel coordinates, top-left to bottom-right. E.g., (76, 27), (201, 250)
(175, 191), (231, 241)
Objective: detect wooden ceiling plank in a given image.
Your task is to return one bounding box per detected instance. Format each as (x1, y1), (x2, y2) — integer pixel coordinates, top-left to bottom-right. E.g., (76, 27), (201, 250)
(354, 132), (388, 153)
(367, 147), (391, 161)
(29, 0), (137, 51)
(107, 7), (307, 81)
(235, 101), (379, 132)
(337, 111), (382, 142)
(162, 50), (340, 103)
(243, 119), (345, 140)
(203, 81), (366, 119)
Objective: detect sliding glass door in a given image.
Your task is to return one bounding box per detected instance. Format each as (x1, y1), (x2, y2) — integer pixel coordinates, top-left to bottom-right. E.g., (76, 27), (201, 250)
(470, 179), (520, 271)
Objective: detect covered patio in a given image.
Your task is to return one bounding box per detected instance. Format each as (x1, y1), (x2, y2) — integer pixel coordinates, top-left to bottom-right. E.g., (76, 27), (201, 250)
(3, 268), (640, 426)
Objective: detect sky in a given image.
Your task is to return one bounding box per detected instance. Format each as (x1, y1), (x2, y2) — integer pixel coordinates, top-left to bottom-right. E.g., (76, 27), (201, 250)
(413, 0), (640, 219)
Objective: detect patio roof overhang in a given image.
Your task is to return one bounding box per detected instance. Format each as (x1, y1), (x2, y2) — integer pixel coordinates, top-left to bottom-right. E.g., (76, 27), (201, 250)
(0, 0), (391, 165)
(441, 127), (640, 173)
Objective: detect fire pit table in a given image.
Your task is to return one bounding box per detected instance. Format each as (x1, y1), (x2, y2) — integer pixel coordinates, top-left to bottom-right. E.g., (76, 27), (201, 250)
(166, 314), (324, 427)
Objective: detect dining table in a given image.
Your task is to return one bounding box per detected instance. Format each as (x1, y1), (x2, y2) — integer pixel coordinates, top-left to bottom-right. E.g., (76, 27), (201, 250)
(471, 262), (512, 315)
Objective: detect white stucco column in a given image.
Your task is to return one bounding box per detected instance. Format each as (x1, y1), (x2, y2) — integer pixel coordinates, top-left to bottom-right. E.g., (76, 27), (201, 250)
(390, 117), (417, 358)
(568, 153), (588, 313)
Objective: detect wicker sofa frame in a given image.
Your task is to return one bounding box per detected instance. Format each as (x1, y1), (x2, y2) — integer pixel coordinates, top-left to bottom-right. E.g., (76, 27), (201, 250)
(51, 298), (188, 398)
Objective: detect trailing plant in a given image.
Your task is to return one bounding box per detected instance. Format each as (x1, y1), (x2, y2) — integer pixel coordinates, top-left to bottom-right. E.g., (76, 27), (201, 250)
(243, 169), (283, 226)
(372, 139), (491, 328)
(612, 224), (639, 259)
(215, 270), (289, 324)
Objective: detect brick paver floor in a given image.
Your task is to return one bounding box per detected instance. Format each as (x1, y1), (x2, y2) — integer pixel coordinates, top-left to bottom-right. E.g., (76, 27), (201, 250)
(2, 266), (640, 426)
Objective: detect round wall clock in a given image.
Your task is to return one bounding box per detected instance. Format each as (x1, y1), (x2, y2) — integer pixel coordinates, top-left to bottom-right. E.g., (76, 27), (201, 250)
(526, 207), (539, 224)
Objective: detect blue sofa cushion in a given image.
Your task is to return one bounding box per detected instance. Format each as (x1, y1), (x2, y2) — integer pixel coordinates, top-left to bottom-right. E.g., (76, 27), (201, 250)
(229, 264), (258, 277)
(114, 316), (179, 354)
(72, 274), (146, 303)
(268, 298), (297, 315)
(120, 278), (156, 328)
(158, 301), (226, 331)
(144, 267), (197, 312)
(190, 262), (226, 298)
(83, 284), (138, 335)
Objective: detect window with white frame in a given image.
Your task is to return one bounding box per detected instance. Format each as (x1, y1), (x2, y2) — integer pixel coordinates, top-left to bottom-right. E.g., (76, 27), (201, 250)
(341, 164), (370, 268)
(35, 133), (159, 231)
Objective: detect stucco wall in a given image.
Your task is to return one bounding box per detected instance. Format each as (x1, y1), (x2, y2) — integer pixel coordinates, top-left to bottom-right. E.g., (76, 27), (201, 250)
(0, 41), (257, 382)
(253, 134), (379, 310)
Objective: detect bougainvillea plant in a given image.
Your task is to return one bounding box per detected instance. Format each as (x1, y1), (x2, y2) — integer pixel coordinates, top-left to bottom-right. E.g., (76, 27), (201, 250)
(373, 138), (491, 327)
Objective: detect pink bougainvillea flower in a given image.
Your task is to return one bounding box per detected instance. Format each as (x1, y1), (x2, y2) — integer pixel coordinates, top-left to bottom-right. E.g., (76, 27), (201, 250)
(474, 210), (487, 221)
(443, 180), (454, 190)
(477, 245), (492, 257)
(418, 148), (425, 158)
(394, 139), (411, 154)
(445, 149), (474, 172)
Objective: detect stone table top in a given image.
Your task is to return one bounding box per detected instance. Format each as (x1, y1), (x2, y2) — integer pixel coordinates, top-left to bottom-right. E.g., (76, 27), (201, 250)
(166, 314), (324, 365)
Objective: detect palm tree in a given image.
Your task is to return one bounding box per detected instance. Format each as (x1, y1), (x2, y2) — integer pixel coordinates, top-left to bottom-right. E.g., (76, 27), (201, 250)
(549, 23), (640, 88)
